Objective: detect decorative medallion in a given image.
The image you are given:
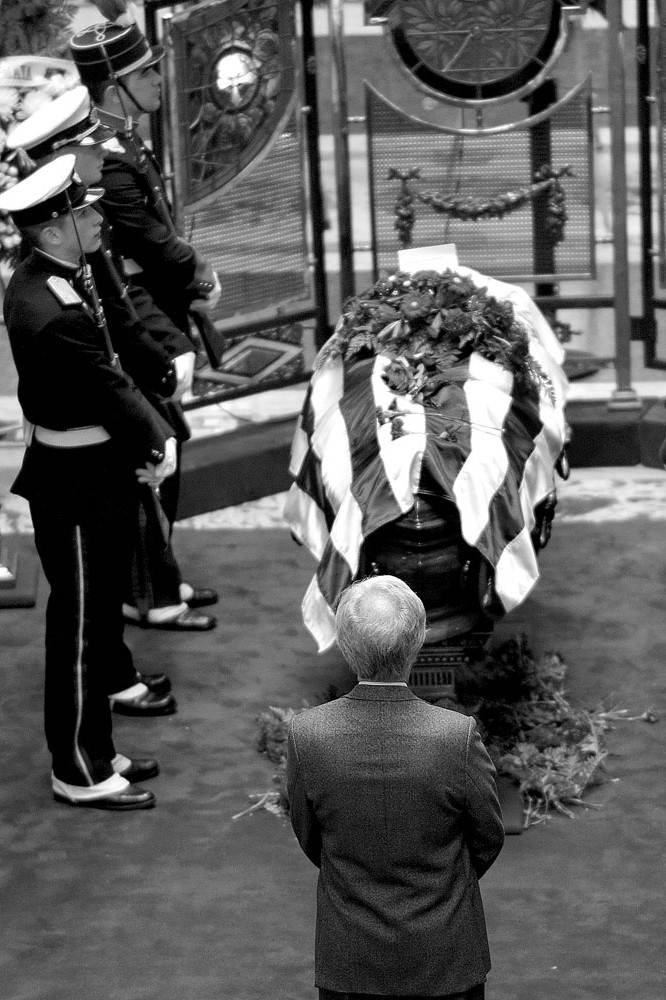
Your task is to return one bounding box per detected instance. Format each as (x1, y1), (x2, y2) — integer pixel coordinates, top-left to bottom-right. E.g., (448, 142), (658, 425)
(389, 0), (564, 103)
(168, 0), (295, 205)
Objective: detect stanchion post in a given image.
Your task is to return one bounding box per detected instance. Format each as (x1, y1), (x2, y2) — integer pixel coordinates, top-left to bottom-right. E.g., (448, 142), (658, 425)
(328, 0), (355, 304)
(607, 0), (641, 410)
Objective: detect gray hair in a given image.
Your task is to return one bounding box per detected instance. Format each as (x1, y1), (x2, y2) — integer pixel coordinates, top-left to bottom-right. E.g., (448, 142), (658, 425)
(335, 575), (426, 681)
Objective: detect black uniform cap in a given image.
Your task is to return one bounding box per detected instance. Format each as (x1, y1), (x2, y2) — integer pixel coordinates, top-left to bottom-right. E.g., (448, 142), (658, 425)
(70, 21), (165, 86)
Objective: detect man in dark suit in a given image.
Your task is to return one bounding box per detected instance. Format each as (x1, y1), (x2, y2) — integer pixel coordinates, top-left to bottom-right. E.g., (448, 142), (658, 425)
(287, 575), (504, 999)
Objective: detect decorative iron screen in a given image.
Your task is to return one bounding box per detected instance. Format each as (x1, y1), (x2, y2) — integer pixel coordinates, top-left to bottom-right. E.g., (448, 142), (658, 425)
(165, 0), (296, 208)
(181, 112), (311, 322)
(150, 0), (319, 397)
(366, 79), (595, 282)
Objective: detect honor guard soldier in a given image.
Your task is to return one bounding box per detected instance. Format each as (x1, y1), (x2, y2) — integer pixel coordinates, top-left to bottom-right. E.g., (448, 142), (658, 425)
(7, 85), (219, 633)
(0, 156), (179, 809)
(69, 12), (221, 339)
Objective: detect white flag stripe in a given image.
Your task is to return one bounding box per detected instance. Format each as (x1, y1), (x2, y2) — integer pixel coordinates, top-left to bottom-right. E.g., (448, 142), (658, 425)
(288, 413), (310, 477)
(309, 365), (353, 516)
(327, 492), (364, 576)
(494, 525), (541, 610)
(454, 359), (513, 546)
(520, 433), (556, 521)
(372, 356), (428, 514)
(283, 486), (329, 561)
(302, 576), (337, 653)
(460, 266), (567, 369)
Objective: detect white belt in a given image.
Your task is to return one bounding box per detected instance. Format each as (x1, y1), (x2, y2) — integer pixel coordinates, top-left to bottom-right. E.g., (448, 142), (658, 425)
(34, 425), (111, 448)
(122, 257), (143, 277)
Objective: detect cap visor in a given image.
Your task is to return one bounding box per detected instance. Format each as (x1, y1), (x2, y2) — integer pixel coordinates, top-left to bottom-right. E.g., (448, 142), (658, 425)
(117, 44), (165, 77)
(72, 187), (105, 210)
(79, 122), (115, 147)
(145, 45), (165, 67)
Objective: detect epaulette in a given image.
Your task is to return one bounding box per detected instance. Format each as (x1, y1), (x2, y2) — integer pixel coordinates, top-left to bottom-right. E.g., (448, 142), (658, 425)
(46, 276), (83, 307)
(101, 136), (126, 155)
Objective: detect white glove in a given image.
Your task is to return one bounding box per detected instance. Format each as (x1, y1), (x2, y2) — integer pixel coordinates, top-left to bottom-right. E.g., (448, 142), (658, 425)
(190, 263), (221, 312)
(172, 351), (196, 400)
(203, 268), (222, 310)
(135, 436), (177, 487)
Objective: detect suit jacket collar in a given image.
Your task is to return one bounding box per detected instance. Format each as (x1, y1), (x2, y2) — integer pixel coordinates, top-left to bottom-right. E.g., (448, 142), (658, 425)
(345, 683), (420, 702)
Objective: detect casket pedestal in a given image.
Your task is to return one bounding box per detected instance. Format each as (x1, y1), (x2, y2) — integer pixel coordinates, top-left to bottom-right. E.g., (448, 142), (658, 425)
(361, 486), (497, 702)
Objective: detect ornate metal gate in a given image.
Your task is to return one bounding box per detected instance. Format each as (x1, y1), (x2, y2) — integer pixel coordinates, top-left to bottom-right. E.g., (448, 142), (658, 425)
(145, 0), (328, 405)
(648, 0), (666, 367)
(329, 0), (657, 405)
(333, 1), (597, 297)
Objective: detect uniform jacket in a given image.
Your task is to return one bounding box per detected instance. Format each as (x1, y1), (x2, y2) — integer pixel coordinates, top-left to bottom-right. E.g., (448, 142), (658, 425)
(4, 249), (174, 504)
(90, 225), (193, 443)
(99, 130), (197, 333)
(18, 229), (189, 401)
(287, 684), (505, 995)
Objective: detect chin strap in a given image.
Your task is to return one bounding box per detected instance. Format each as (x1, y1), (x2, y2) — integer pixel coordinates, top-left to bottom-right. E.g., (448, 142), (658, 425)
(65, 191), (117, 367)
(116, 75), (151, 117)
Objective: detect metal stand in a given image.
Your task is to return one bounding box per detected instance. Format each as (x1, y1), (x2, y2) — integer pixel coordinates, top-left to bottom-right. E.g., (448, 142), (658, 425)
(409, 631), (491, 703)
(607, 0), (641, 410)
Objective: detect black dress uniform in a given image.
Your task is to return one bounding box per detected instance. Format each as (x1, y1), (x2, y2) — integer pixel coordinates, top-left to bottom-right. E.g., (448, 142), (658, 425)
(96, 128), (199, 337)
(2, 167), (175, 795)
(92, 234), (198, 617)
(8, 82), (217, 631)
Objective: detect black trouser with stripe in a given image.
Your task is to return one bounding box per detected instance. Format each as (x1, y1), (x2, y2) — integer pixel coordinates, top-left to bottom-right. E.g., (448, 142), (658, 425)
(128, 462), (183, 615)
(126, 402), (188, 615)
(23, 442), (140, 786)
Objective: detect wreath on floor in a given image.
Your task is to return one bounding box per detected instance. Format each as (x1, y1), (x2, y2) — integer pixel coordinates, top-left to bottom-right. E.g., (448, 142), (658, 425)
(235, 637), (655, 829)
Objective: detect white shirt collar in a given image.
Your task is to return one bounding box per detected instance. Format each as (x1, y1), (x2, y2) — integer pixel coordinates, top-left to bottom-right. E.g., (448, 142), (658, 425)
(358, 680), (408, 687)
(34, 248), (79, 271)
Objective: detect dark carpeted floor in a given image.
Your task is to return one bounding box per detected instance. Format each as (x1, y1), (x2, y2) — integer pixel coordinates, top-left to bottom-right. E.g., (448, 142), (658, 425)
(0, 516), (664, 1000)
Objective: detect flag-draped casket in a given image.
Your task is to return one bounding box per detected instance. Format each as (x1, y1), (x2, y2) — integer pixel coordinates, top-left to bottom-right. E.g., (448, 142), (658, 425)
(285, 266), (569, 652)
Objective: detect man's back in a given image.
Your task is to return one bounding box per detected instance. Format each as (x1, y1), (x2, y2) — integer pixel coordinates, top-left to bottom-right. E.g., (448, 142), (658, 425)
(288, 684), (504, 996)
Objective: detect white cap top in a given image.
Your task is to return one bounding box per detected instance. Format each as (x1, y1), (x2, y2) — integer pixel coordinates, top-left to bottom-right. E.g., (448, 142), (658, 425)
(0, 155), (76, 212)
(7, 85), (111, 156)
(0, 154), (103, 227)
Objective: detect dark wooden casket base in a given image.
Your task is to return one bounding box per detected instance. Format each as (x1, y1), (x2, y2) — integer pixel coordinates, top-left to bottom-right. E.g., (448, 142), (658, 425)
(360, 484), (498, 701)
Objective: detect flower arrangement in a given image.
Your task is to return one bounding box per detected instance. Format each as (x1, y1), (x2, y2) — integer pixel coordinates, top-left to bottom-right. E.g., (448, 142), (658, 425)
(317, 268), (554, 404)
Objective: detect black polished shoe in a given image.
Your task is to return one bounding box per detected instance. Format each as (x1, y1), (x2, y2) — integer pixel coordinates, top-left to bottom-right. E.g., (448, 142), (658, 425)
(139, 672), (172, 696)
(185, 587), (219, 609)
(115, 757), (160, 783)
(111, 690), (177, 716)
(142, 608), (217, 631)
(54, 785), (156, 810)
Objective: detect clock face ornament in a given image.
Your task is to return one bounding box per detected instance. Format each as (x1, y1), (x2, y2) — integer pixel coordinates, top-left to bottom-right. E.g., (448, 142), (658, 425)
(388, 0), (564, 103)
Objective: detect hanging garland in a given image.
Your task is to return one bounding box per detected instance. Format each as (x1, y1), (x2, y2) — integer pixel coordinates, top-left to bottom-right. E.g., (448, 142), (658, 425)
(388, 165), (420, 249)
(390, 164), (574, 249)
